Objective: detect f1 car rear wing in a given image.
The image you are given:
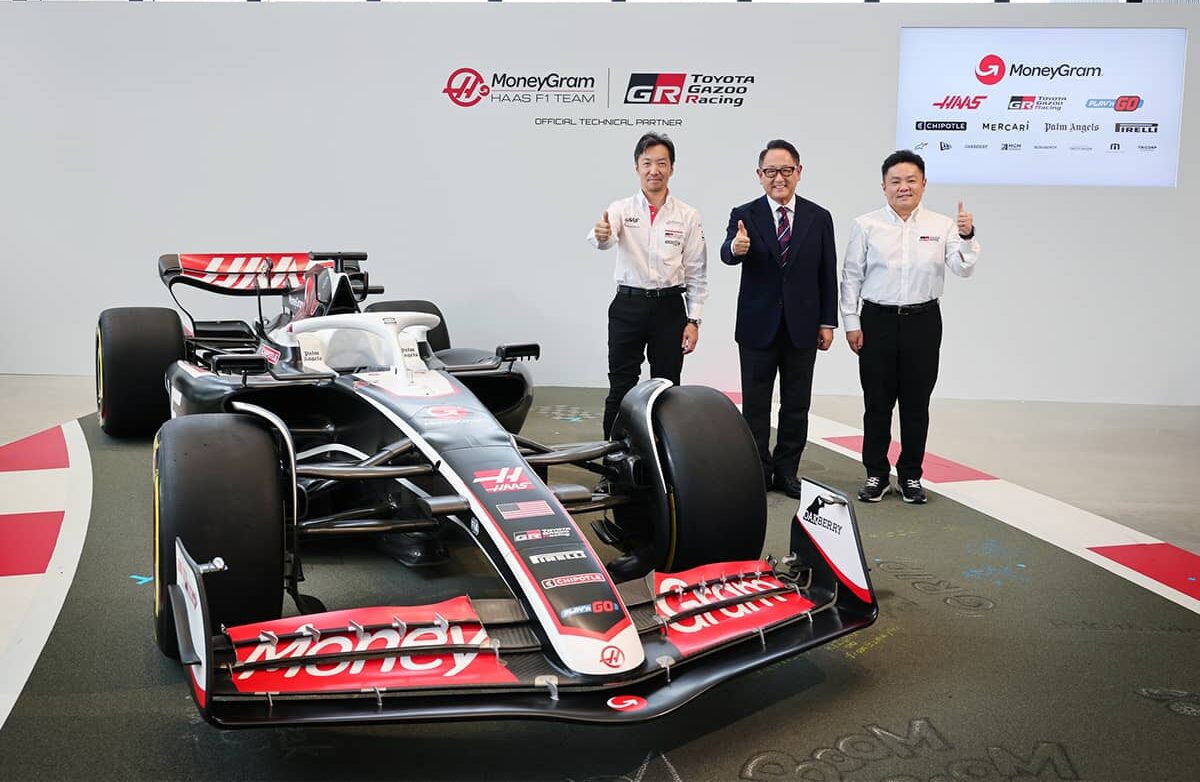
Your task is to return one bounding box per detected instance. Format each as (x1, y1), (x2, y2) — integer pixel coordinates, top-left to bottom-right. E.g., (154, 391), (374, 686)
(159, 253), (330, 296)
(170, 477), (877, 727)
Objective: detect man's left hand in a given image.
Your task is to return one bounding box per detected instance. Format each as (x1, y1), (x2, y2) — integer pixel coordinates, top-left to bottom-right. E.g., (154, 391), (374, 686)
(682, 323), (699, 354)
(957, 200), (974, 237)
(817, 327), (833, 351)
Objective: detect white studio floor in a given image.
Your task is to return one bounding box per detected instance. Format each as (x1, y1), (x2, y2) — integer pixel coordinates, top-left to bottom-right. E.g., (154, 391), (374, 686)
(2, 373), (1197, 556)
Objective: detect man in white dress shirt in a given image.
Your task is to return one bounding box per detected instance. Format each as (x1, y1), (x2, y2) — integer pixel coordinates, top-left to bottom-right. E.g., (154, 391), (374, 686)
(588, 133), (708, 438)
(840, 150), (980, 504)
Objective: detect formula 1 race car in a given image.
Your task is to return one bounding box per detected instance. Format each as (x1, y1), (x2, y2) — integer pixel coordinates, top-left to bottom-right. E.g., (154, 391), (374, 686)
(95, 251), (877, 727)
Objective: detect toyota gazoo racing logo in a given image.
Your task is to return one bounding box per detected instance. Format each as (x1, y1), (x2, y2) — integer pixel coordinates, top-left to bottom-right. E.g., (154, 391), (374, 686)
(443, 67), (597, 107)
(1008, 95), (1067, 111)
(976, 54), (1006, 85)
(472, 467), (533, 493)
(931, 95), (987, 110)
(625, 72), (755, 107)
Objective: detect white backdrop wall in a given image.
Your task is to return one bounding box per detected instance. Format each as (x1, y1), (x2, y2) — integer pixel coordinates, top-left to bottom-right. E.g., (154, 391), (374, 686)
(0, 4), (1196, 405)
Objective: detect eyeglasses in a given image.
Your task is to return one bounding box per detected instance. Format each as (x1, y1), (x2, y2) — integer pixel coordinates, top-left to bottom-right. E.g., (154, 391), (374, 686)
(759, 166), (797, 179)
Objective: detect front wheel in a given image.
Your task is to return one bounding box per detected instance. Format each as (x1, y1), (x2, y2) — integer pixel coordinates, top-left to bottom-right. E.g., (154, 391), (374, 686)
(153, 414), (286, 658)
(616, 385), (767, 575)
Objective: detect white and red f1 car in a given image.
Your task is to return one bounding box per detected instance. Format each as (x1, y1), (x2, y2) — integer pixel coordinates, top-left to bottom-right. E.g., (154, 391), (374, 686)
(95, 251), (877, 726)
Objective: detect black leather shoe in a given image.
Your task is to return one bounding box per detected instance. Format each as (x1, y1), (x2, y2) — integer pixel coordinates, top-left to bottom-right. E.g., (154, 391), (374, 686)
(763, 471), (775, 492)
(774, 474), (805, 499)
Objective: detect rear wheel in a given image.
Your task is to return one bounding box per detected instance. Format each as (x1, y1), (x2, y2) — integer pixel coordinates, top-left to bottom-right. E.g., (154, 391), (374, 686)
(365, 299), (451, 352)
(153, 414), (286, 658)
(618, 386), (767, 573)
(96, 307), (183, 437)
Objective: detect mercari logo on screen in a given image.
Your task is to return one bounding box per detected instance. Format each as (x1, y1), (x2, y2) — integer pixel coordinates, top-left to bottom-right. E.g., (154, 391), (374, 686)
(976, 54), (1006, 86)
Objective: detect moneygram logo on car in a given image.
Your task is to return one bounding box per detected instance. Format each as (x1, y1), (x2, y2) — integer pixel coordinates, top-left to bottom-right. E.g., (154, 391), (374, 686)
(443, 66), (598, 108)
(624, 72), (755, 107)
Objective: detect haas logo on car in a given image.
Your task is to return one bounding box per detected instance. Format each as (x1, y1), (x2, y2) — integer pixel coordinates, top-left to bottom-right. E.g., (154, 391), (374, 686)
(472, 467), (533, 493)
(600, 646), (625, 669)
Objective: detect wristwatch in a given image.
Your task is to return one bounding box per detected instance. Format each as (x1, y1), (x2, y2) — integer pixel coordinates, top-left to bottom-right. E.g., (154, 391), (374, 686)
(687, 318), (701, 326)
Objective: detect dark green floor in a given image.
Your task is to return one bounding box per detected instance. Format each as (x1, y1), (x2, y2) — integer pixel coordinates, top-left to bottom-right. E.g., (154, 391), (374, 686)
(1, 387), (1197, 781)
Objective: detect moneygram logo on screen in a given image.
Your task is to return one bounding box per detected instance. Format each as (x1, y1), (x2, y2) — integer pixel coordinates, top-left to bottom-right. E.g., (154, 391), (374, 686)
(976, 54), (1006, 85)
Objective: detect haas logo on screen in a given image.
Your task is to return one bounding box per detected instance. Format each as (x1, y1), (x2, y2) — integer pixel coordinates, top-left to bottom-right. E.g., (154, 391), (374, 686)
(976, 54), (1006, 86)
(443, 68), (490, 108)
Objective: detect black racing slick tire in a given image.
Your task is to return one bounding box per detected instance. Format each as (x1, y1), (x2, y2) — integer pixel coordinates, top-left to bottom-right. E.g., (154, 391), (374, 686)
(365, 299), (451, 352)
(96, 307), (184, 437)
(153, 415), (285, 659)
(650, 386), (767, 572)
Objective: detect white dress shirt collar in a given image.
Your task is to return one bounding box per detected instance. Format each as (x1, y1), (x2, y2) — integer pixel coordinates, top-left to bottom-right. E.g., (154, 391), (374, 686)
(885, 201), (923, 223)
(768, 194), (797, 224)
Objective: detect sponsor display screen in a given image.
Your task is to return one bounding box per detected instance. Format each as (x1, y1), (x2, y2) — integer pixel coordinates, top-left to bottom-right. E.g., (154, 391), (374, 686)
(896, 28), (1186, 187)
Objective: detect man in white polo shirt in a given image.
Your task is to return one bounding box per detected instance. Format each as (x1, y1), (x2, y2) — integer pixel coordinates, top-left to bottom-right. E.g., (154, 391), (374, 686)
(841, 149), (980, 504)
(588, 133), (709, 438)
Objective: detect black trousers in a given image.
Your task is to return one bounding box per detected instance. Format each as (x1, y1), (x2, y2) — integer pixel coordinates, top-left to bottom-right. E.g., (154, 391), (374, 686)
(738, 321), (817, 481)
(858, 300), (942, 481)
(603, 289), (686, 437)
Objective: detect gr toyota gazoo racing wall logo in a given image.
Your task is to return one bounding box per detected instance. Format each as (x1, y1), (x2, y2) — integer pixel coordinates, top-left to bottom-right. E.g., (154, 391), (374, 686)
(1007, 95), (1067, 111)
(624, 72), (755, 107)
(975, 54), (1006, 85)
(443, 67), (597, 108)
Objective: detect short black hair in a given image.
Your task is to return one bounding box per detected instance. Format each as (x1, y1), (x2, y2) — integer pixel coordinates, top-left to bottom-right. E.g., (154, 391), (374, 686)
(758, 139), (800, 168)
(882, 150), (926, 180)
(634, 132), (675, 164)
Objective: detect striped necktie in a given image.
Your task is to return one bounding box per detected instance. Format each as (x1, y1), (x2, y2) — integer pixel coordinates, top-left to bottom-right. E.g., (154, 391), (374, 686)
(777, 205), (791, 261)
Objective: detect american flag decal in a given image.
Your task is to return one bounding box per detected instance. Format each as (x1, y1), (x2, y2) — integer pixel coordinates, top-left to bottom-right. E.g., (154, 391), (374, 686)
(497, 500), (554, 520)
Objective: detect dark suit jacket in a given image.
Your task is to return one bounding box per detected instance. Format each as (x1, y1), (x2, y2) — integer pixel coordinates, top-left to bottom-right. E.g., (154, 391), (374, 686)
(719, 194), (838, 350)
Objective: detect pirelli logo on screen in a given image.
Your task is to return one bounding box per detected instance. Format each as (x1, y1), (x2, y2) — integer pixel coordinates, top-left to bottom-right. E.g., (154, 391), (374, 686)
(624, 73), (754, 107)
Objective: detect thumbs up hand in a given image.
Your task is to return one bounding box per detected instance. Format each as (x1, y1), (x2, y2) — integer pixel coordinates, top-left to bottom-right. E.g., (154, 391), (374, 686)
(594, 211), (612, 243)
(731, 219), (751, 256)
(957, 200), (974, 238)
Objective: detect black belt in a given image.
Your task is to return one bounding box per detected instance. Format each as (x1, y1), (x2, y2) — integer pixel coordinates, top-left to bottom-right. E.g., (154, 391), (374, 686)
(617, 284), (685, 298)
(864, 299), (939, 316)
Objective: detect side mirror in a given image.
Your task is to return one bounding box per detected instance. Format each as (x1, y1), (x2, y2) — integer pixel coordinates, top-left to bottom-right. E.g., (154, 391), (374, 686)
(496, 343), (540, 361)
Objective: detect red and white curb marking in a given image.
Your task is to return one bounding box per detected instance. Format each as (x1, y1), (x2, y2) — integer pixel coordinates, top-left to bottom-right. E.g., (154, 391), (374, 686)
(805, 414), (1199, 615)
(0, 423), (93, 729)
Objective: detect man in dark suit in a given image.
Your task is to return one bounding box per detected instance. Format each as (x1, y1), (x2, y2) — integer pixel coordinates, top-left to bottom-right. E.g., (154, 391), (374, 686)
(720, 139), (837, 499)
